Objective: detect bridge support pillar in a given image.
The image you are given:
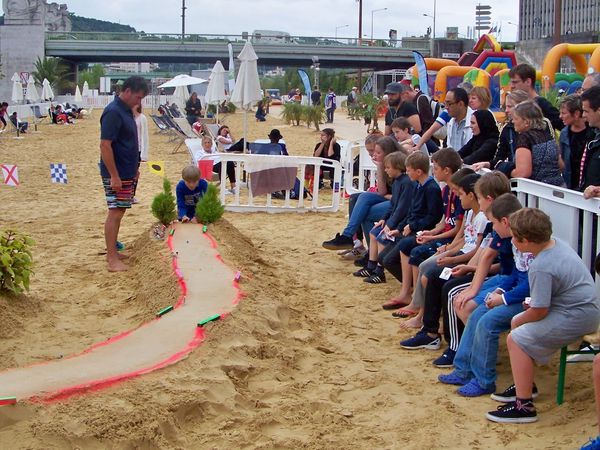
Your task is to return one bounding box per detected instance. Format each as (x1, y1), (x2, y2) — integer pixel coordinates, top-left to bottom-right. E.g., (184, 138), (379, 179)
(0, 25), (45, 102)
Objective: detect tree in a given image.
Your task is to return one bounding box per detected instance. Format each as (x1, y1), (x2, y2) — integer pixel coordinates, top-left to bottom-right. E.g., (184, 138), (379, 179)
(31, 57), (72, 93)
(79, 64), (105, 90)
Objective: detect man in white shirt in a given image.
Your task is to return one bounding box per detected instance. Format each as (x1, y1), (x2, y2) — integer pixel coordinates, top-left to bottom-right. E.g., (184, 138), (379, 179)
(445, 87), (473, 150)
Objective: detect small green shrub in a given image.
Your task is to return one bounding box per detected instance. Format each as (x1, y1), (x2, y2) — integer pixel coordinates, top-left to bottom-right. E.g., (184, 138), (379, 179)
(151, 178), (177, 226)
(0, 230), (34, 294)
(281, 102), (303, 126)
(195, 184), (225, 224)
(302, 105), (326, 131)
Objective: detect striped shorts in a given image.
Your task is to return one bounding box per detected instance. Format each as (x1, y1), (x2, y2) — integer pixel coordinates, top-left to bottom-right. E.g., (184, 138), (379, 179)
(102, 177), (136, 209)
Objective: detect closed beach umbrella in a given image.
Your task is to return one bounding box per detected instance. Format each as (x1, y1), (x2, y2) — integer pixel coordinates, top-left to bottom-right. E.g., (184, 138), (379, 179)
(11, 72), (23, 104)
(230, 41), (263, 150)
(42, 78), (54, 101)
(172, 84), (190, 112)
(230, 41), (262, 109)
(82, 81), (90, 97)
(74, 85), (83, 103)
(25, 76), (40, 103)
(205, 60), (227, 122)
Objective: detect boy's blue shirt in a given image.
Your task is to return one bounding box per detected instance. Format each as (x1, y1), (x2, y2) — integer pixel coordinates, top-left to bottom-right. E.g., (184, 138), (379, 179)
(176, 179), (208, 220)
(487, 232), (532, 304)
(398, 176), (443, 232)
(384, 173), (416, 230)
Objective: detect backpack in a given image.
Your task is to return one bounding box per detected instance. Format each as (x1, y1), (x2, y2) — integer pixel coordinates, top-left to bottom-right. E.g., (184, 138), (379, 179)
(416, 92), (447, 140)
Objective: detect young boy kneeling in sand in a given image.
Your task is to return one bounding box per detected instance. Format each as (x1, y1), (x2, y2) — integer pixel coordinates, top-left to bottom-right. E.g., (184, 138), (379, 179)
(487, 208), (600, 423)
(176, 165), (208, 223)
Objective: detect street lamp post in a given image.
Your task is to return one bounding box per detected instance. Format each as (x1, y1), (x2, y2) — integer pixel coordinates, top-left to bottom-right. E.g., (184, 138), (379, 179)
(335, 24), (349, 39)
(371, 7), (388, 42)
(423, 0), (436, 56)
(181, 0), (187, 41)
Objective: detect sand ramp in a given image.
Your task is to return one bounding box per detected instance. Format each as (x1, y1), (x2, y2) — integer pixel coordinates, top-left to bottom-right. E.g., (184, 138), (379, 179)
(0, 224), (238, 401)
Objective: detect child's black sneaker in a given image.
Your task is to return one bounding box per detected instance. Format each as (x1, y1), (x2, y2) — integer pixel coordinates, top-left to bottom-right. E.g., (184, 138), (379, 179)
(485, 399), (538, 424)
(432, 348), (456, 368)
(353, 267), (372, 277)
(364, 272), (386, 283)
(491, 384), (539, 403)
(322, 233), (354, 250)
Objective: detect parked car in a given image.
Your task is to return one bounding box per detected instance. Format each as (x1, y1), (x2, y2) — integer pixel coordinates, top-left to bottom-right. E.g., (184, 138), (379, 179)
(266, 89), (282, 105)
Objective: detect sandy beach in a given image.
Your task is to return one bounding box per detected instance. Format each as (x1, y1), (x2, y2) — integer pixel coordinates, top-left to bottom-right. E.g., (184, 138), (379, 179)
(0, 106), (596, 449)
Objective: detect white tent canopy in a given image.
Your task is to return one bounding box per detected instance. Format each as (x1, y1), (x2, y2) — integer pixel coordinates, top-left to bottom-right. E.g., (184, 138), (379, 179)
(25, 76), (39, 103)
(158, 74), (208, 89)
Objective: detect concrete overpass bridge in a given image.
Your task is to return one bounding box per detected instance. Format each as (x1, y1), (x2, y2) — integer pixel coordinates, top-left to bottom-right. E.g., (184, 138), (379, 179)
(44, 32), (431, 70)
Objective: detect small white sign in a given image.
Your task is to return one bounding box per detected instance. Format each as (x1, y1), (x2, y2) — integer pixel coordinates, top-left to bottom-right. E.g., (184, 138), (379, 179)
(442, 53), (461, 59)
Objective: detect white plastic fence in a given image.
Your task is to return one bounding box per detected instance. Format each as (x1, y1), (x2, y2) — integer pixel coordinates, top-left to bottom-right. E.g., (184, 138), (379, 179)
(205, 153), (342, 213)
(510, 178), (600, 287)
(341, 139), (376, 195)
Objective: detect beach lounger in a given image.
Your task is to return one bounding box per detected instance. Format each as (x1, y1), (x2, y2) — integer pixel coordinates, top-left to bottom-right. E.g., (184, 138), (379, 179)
(173, 117), (200, 139)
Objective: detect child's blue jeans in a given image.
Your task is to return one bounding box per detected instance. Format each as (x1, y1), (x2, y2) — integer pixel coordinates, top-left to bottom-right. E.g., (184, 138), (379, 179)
(453, 273), (526, 389)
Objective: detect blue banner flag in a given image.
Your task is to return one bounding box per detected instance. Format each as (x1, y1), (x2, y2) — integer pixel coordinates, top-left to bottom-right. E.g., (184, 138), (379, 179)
(412, 51), (429, 97)
(297, 69), (312, 100)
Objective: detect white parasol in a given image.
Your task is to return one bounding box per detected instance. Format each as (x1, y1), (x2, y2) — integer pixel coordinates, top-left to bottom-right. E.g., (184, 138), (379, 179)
(82, 80), (91, 97)
(230, 41), (263, 151)
(74, 85), (83, 103)
(158, 74), (208, 89)
(204, 60), (227, 122)
(11, 73), (23, 104)
(172, 84), (190, 112)
(25, 76), (40, 103)
(41, 78), (54, 101)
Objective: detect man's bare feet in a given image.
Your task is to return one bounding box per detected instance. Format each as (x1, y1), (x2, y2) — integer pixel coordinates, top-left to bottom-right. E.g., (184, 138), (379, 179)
(107, 259), (129, 272)
(399, 316), (422, 330)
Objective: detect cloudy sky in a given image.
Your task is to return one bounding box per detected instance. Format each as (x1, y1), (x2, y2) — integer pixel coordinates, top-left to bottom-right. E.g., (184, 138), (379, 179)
(9, 0), (521, 41)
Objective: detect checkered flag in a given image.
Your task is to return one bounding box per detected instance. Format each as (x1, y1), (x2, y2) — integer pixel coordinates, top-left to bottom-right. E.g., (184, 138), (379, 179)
(50, 163), (67, 184)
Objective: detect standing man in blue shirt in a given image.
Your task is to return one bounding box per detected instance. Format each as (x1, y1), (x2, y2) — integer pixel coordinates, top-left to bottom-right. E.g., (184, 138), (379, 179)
(100, 76), (149, 272)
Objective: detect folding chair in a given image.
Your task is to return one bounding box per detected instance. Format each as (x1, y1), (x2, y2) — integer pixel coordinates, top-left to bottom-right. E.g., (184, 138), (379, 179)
(248, 143), (284, 155)
(30, 105), (47, 131)
(557, 332), (600, 404)
(150, 115), (170, 134)
(173, 117), (200, 139)
(160, 115), (187, 153)
(205, 123), (221, 141)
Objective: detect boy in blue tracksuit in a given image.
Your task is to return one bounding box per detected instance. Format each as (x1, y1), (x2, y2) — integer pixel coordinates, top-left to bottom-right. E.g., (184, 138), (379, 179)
(176, 165), (208, 222)
(384, 152), (443, 308)
(439, 193), (533, 397)
(354, 151), (415, 283)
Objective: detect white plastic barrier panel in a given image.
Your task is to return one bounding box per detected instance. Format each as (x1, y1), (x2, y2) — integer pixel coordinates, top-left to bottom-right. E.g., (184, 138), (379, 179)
(511, 178), (600, 288)
(209, 153), (342, 213)
(343, 140), (377, 195)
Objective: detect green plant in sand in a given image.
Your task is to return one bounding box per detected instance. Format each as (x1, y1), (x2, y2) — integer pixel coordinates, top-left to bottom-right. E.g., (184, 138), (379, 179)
(151, 178), (177, 226)
(0, 230), (34, 294)
(195, 184), (225, 224)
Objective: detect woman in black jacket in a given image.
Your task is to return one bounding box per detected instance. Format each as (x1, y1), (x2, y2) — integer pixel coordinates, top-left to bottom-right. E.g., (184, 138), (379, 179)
(185, 92), (202, 126)
(457, 109), (499, 165)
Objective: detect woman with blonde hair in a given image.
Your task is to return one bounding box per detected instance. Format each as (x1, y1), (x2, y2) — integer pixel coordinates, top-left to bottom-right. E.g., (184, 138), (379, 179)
(510, 101), (565, 186)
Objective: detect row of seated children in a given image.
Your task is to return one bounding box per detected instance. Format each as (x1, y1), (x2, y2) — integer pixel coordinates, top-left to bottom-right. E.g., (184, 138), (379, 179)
(393, 172), (600, 424)
(329, 143), (600, 426)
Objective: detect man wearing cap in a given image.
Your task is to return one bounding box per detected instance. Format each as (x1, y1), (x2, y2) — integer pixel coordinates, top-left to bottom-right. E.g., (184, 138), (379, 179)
(384, 82), (421, 136)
